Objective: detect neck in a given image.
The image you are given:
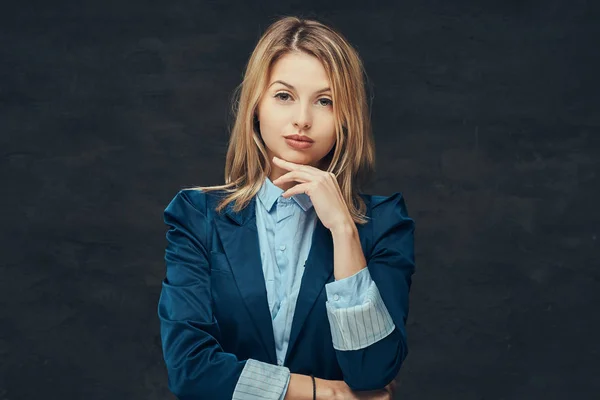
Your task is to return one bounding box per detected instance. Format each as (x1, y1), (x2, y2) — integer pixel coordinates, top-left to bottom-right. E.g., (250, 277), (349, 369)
(269, 164), (296, 191)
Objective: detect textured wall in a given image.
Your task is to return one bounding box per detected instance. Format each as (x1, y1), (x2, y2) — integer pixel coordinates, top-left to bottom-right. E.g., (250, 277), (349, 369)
(1, 1), (598, 399)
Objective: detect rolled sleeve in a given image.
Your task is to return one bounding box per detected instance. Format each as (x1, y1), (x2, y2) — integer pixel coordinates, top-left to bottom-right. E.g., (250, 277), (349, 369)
(325, 268), (395, 351)
(232, 359), (291, 400)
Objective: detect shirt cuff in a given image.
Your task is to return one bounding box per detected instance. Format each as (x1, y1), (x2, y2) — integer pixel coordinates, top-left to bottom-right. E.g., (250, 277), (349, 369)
(232, 358), (291, 400)
(325, 268), (396, 351)
(325, 267), (372, 308)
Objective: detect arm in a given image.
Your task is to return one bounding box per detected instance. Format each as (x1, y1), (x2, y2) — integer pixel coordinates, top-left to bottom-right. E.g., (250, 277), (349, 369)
(158, 190), (290, 400)
(326, 193), (416, 391)
(284, 374), (334, 400)
(324, 267), (395, 351)
(284, 374), (396, 400)
(234, 360), (290, 399)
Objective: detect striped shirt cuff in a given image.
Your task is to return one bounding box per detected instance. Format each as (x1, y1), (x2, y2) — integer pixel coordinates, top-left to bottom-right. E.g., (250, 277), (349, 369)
(232, 358), (291, 400)
(325, 269), (395, 351)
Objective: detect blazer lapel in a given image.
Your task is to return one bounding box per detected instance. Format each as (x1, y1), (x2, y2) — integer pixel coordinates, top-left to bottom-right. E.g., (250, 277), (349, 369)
(284, 217), (334, 364)
(213, 196), (277, 364)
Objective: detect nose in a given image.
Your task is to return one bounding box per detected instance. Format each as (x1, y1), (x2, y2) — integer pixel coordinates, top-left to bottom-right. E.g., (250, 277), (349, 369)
(293, 104), (312, 130)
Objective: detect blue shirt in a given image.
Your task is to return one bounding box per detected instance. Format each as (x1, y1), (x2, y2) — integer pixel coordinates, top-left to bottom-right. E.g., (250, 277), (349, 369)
(231, 177), (396, 400)
(255, 176), (317, 368)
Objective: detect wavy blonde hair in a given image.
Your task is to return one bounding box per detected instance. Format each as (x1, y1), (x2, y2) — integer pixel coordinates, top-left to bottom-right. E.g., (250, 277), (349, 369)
(187, 15), (376, 224)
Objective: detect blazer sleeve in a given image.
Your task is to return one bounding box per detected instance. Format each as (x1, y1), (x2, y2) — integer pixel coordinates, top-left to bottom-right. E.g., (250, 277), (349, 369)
(157, 190), (290, 400)
(331, 192), (416, 391)
(324, 267), (396, 350)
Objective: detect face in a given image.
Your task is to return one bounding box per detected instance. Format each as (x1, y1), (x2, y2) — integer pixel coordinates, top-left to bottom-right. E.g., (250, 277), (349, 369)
(255, 51), (337, 180)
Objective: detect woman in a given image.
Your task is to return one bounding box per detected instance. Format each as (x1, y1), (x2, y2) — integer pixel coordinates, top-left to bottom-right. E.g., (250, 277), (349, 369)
(158, 16), (416, 400)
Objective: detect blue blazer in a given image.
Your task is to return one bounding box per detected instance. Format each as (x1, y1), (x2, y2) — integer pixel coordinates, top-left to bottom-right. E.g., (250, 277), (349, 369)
(158, 188), (415, 399)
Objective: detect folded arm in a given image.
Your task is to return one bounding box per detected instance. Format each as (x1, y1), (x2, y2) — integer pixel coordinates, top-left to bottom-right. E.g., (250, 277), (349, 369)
(324, 193), (416, 391)
(158, 190), (290, 400)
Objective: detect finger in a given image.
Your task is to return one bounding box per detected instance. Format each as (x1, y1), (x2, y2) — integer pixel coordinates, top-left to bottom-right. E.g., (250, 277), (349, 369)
(273, 170), (313, 185)
(282, 182), (311, 198)
(272, 156), (301, 171)
(387, 379), (398, 395)
(273, 156), (321, 175)
(387, 384), (396, 395)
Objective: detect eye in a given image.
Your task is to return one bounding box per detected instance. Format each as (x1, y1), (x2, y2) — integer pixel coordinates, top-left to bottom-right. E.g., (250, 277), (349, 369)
(274, 92), (333, 107)
(318, 98), (333, 107)
(274, 92), (292, 102)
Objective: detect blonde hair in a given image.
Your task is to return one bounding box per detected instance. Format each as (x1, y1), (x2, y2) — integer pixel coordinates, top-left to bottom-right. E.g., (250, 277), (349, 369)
(187, 15), (376, 224)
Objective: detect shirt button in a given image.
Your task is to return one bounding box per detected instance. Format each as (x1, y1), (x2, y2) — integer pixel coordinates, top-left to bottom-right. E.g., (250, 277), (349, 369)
(279, 245), (286, 251)
(277, 359), (283, 366)
(333, 294), (340, 301)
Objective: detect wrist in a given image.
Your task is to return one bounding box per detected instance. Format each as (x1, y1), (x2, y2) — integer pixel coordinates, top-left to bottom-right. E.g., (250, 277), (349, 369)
(330, 220), (357, 238)
(327, 380), (350, 400)
(315, 377), (337, 400)
(286, 374), (336, 400)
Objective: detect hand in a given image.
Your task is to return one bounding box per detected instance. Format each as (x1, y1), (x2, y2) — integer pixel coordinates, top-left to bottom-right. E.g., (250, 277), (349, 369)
(271, 156), (352, 232)
(333, 381), (395, 400)
(329, 376), (398, 400)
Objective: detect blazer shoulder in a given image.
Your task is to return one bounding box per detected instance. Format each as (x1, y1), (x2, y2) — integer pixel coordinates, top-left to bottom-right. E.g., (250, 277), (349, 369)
(164, 188), (232, 220)
(362, 192), (410, 214)
(162, 189), (224, 249)
(165, 188), (208, 215)
(364, 192), (414, 235)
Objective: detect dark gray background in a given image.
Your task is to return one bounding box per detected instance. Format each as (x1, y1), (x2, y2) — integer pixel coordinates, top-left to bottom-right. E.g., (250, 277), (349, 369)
(1, 1), (599, 399)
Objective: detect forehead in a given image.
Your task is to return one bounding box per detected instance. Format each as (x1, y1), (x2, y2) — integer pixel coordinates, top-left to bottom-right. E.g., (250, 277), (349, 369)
(269, 52), (330, 87)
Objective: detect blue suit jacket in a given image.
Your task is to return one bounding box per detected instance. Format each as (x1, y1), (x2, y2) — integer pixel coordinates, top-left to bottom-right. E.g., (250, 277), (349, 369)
(158, 188), (415, 399)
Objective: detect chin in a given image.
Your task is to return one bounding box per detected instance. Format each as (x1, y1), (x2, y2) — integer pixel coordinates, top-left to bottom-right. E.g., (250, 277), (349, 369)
(279, 150), (314, 164)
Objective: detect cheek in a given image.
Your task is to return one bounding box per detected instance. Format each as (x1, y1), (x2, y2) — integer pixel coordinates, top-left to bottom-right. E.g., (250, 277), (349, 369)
(318, 116), (337, 146)
(321, 135), (337, 155)
(258, 107), (287, 136)
(261, 116), (285, 132)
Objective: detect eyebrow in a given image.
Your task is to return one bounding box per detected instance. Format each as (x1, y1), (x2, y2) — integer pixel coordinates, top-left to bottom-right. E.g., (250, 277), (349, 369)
(269, 80), (331, 95)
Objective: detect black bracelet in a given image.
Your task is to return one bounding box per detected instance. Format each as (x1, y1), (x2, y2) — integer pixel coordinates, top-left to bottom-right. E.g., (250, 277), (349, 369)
(310, 374), (316, 400)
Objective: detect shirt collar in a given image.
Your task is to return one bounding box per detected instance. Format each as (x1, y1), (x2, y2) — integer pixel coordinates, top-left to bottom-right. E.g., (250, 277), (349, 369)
(257, 176), (314, 213)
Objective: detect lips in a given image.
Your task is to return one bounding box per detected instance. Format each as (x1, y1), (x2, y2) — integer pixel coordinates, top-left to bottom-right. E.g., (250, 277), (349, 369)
(284, 134), (314, 143)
